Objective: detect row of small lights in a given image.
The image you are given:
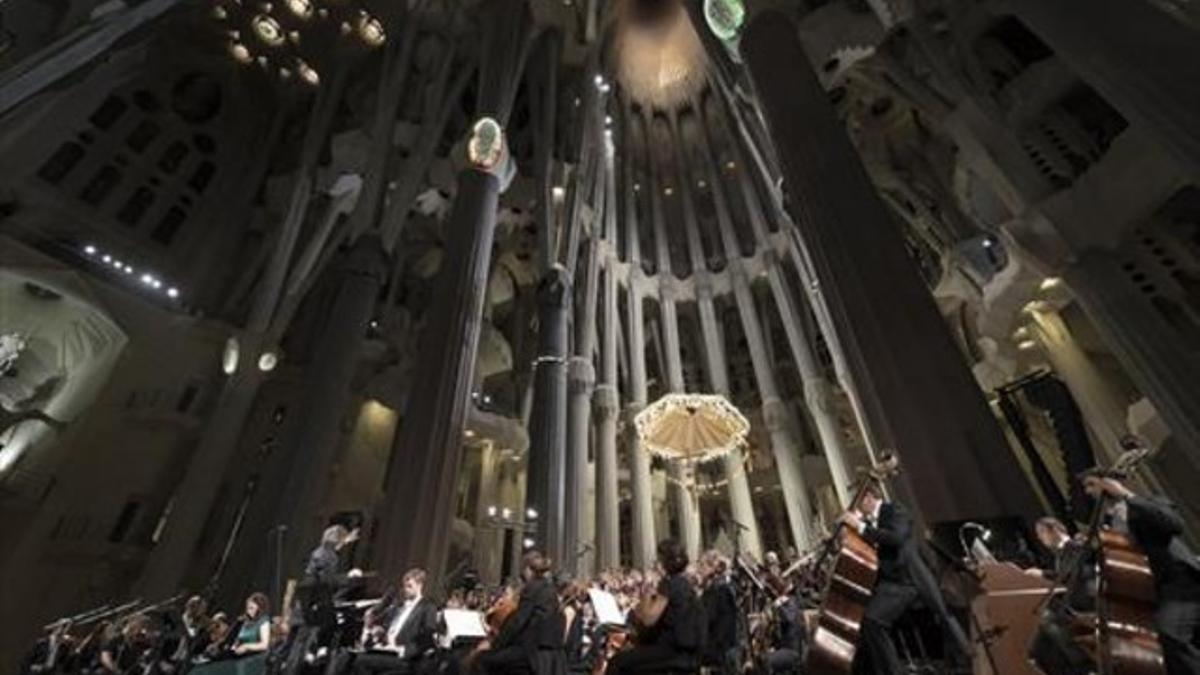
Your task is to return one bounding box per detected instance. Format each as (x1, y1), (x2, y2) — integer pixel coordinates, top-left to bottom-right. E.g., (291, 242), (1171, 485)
(486, 505), (539, 548)
(83, 244), (180, 299)
(1015, 277), (1063, 350)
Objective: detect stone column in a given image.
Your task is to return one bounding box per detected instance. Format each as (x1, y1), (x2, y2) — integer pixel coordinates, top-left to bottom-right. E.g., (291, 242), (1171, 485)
(566, 229), (600, 573)
(733, 166), (854, 505)
(1063, 249), (1200, 471)
(741, 11), (1040, 523)
(526, 266), (571, 563)
(647, 133), (701, 559)
(594, 248), (622, 568)
(1008, 0), (1200, 177)
(375, 169), (502, 578)
(474, 443), (503, 583)
(253, 235), (387, 582)
(622, 110), (656, 566)
(136, 77), (345, 598)
(670, 119), (763, 557)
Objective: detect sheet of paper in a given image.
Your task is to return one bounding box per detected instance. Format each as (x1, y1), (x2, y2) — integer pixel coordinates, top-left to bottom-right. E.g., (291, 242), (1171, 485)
(442, 609), (487, 644)
(588, 588), (625, 626)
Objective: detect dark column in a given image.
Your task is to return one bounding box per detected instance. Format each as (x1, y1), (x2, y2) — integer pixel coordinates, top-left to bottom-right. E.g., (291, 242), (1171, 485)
(270, 236), (387, 575)
(741, 11), (1039, 523)
(375, 170), (501, 577)
(1008, 0), (1200, 177)
(526, 265), (571, 563)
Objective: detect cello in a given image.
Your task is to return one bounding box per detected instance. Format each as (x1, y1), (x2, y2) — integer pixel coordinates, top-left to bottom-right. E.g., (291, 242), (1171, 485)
(804, 454), (901, 675)
(1078, 446), (1165, 675)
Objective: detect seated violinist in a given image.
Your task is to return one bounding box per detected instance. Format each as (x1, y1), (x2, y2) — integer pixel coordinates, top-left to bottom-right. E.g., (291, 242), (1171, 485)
(608, 538), (704, 675)
(1025, 516), (1096, 675)
(838, 483), (968, 675)
(1082, 468), (1200, 675)
(477, 550), (560, 675)
(353, 568), (439, 675)
(761, 580), (806, 675)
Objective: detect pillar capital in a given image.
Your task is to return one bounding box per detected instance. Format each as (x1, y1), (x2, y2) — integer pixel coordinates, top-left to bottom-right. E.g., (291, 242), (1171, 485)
(694, 270), (715, 298)
(537, 264), (573, 310)
(761, 396), (789, 433)
(593, 384), (620, 421)
(568, 356), (596, 392)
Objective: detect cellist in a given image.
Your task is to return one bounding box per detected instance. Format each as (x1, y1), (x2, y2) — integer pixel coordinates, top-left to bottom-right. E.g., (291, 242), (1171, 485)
(1081, 468), (1200, 674)
(837, 482), (968, 675)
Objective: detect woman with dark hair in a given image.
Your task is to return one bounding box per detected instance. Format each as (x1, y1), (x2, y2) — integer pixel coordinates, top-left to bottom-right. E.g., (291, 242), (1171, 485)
(477, 550), (563, 675)
(608, 539), (705, 674)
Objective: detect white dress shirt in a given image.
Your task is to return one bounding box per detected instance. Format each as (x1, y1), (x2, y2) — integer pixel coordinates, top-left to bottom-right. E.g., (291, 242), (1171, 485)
(385, 596), (422, 655)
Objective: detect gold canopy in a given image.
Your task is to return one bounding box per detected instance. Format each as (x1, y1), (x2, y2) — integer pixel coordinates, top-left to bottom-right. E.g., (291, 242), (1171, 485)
(634, 393), (750, 463)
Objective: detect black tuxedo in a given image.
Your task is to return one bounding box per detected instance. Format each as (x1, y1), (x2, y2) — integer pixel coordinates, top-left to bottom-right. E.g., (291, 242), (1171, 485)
(353, 596), (439, 675)
(481, 576), (560, 675)
(701, 577), (739, 673)
(1124, 496), (1200, 675)
(609, 573), (704, 675)
(855, 501), (968, 675)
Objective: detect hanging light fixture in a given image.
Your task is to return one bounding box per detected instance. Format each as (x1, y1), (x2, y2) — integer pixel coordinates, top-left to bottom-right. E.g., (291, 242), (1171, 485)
(356, 14), (386, 46)
(252, 14), (284, 45)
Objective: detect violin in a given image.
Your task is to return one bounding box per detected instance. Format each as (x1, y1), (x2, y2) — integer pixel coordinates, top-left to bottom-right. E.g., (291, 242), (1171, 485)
(804, 454), (901, 675)
(463, 587), (518, 668)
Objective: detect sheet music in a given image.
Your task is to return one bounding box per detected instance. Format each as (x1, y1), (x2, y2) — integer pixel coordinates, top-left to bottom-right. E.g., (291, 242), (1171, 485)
(588, 589), (625, 627)
(441, 609), (487, 647)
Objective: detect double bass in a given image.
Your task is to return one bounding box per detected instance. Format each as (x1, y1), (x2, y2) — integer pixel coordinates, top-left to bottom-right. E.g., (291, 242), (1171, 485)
(1074, 447), (1165, 675)
(804, 454), (901, 675)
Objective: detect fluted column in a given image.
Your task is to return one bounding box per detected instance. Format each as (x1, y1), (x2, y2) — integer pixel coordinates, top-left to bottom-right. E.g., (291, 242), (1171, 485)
(376, 169), (502, 578)
(1008, 0), (1200, 177)
(647, 131), (701, 558)
(593, 247), (622, 569)
(742, 11), (1040, 523)
(474, 443), (503, 583)
(622, 110), (656, 567)
(566, 225), (600, 572)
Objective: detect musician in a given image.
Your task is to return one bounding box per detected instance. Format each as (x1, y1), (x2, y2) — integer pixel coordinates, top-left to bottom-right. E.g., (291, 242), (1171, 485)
(21, 619), (74, 675)
(1026, 516), (1096, 675)
(762, 584), (806, 675)
(1083, 471), (1200, 675)
(699, 552), (739, 675)
(98, 616), (152, 675)
(353, 568), (439, 675)
(607, 539), (705, 675)
(558, 580), (588, 672)
(285, 525), (364, 674)
(477, 550), (561, 675)
(839, 483), (968, 675)
(232, 593), (272, 656)
(173, 595), (212, 663)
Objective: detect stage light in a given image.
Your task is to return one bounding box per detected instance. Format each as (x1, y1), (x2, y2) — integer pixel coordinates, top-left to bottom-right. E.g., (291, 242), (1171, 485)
(84, 245), (97, 255)
(487, 505), (498, 517)
(552, 186), (566, 201)
(102, 254), (112, 263)
(167, 287), (179, 298)
(502, 507), (512, 519)
(522, 537), (535, 549)
(465, 429), (476, 438)
(526, 507), (538, 520)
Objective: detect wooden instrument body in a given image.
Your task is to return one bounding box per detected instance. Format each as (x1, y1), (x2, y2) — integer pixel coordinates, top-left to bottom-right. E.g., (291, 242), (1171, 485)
(970, 562), (1059, 675)
(1095, 529), (1164, 675)
(806, 528), (880, 674)
(591, 626), (630, 675)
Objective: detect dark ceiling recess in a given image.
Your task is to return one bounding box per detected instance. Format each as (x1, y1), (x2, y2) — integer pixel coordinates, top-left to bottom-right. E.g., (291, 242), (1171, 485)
(627, 0), (681, 28)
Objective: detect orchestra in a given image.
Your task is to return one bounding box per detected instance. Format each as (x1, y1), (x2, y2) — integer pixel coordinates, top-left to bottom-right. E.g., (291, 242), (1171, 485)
(21, 452), (1200, 675)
